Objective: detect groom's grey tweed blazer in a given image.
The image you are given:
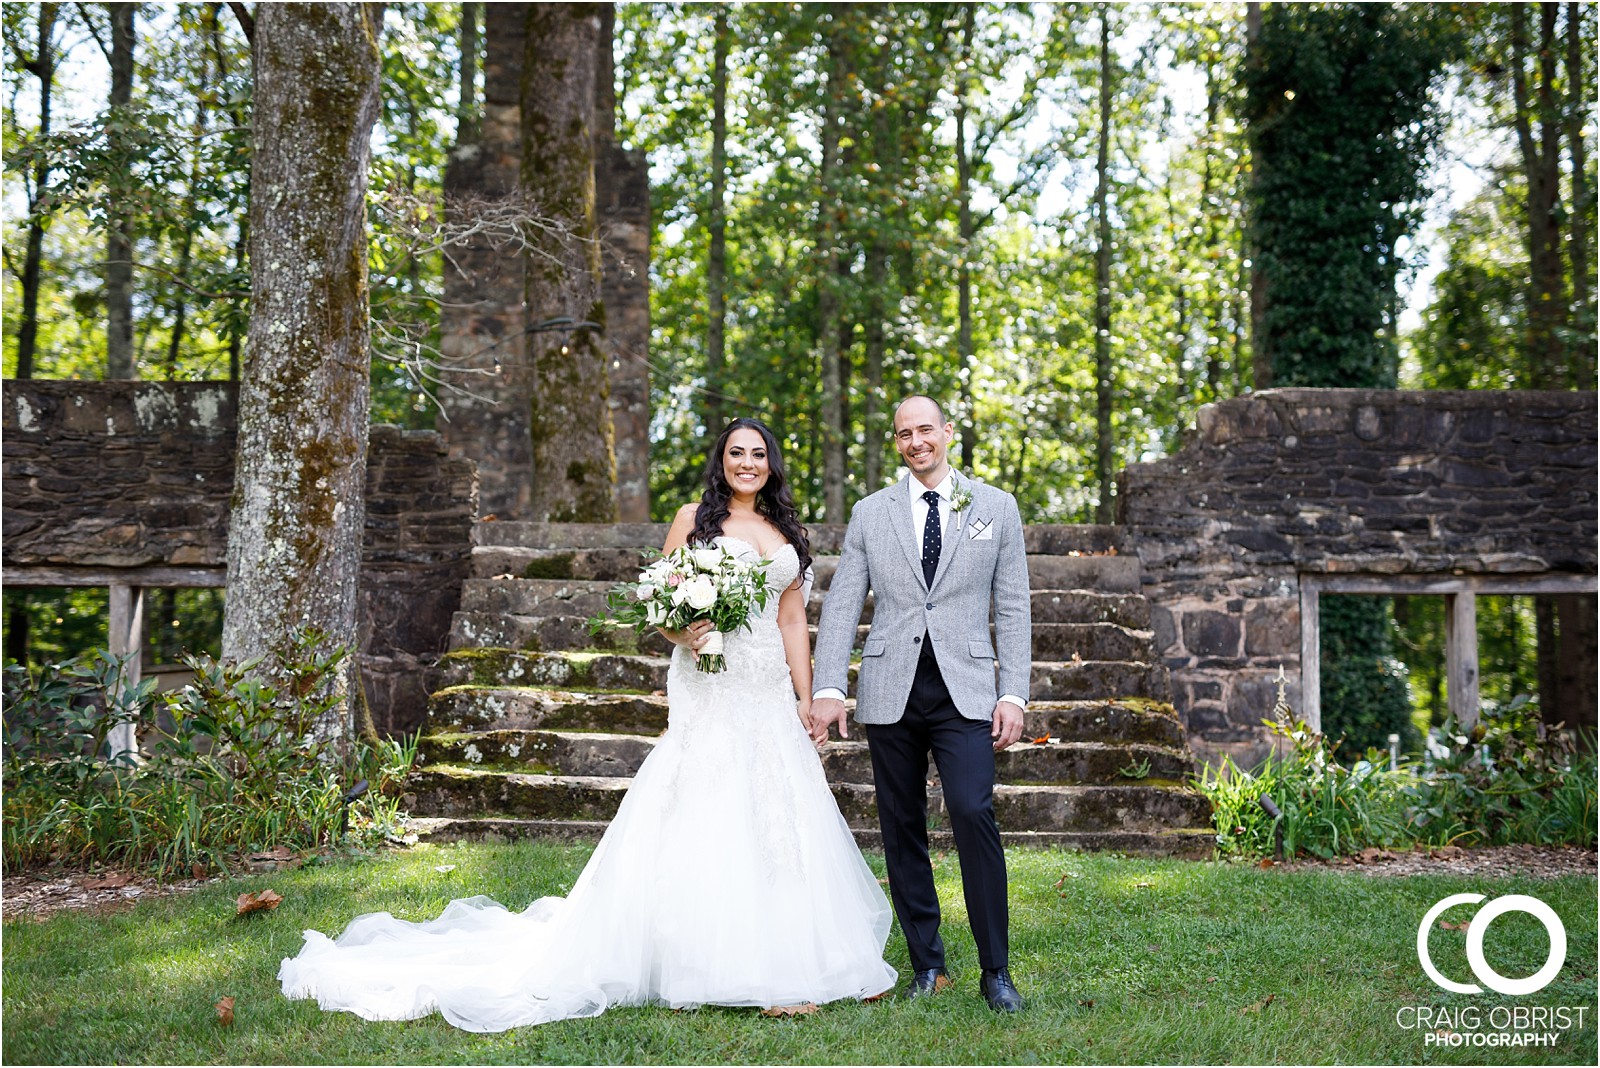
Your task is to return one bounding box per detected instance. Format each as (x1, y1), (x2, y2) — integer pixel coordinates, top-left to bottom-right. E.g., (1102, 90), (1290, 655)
(813, 473), (1031, 725)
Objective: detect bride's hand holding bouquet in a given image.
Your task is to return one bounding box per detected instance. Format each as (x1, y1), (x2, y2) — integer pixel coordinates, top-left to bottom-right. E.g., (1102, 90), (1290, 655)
(589, 544), (773, 672)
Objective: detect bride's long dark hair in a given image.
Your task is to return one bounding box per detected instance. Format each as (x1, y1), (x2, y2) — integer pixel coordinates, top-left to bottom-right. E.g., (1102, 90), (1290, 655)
(689, 417), (812, 577)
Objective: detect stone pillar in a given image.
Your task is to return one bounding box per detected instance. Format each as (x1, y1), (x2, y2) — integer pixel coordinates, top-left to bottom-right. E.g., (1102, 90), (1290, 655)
(598, 143), (651, 522)
(437, 3), (532, 518)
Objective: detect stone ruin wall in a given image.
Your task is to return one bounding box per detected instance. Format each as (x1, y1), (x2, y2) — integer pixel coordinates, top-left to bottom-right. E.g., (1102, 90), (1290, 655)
(1118, 388), (1598, 766)
(2, 380), (476, 735)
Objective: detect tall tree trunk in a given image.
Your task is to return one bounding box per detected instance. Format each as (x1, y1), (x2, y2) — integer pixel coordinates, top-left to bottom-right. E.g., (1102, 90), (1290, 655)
(105, 2), (137, 380)
(222, 2), (385, 742)
(1244, 1), (1271, 388)
(954, 2), (977, 471)
(16, 3), (58, 380)
(1092, 12), (1115, 524)
(165, 36), (213, 379)
(458, 0), (480, 143)
(1564, 1), (1594, 384)
(706, 6), (729, 439)
(817, 15), (846, 521)
(524, 3), (615, 522)
(437, 3), (532, 517)
(595, 2), (651, 521)
(1511, 3), (1567, 389)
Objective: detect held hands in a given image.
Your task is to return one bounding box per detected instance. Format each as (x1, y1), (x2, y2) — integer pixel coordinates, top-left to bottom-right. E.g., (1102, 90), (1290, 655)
(990, 699), (1025, 752)
(660, 619), (715, 652)
(809, 696), (849, 746)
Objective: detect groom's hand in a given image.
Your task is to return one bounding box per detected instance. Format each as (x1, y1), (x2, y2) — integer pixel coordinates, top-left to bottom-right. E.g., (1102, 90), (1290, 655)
(809, 696), (849, 744)
(990, 700), (1024, 751)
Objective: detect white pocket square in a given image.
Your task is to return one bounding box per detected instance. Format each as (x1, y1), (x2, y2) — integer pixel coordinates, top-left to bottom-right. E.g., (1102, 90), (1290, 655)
(968, 518), (994, 541)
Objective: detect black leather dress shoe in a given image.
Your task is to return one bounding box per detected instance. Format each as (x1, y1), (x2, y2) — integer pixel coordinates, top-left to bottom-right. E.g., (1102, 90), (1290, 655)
(901, 968), (950, 999)
(979, 967), (1025, 1012)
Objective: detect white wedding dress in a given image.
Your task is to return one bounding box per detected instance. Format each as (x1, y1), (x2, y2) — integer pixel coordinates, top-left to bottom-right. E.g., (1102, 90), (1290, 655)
(279, 537), (897, 1032)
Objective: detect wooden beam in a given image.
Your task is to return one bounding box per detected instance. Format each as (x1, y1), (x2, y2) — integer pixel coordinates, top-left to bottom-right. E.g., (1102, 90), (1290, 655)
(1299, 578), (1321, 733)
(107, 583), (145, 763)
(2, 565), (225, 588)
(1307, 572), (1596, 596)
(1444, 591), (1481, 732)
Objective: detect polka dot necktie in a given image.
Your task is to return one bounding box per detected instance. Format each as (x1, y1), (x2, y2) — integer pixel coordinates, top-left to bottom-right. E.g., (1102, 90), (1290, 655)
(921, 489), (942, 588)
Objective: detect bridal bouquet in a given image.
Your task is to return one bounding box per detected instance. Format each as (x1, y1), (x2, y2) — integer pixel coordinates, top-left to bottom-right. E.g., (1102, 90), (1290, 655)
(589, 544), (774, 672)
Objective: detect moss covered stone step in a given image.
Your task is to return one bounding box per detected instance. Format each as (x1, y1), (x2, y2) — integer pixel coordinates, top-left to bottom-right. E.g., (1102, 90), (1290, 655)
(473, 546), (1140, 592)
(437, 648), (668, 693)
(818, 740), (1193, 786)
(406, 816), (1213, 858)
(448, 612), (674, 657)
(420, 730), (658, 776)
(1024, 699), (1188, 749)
(474, 522), (1125, 556)
(461, 579), (1150, 631)
(408, 767), (1211, 833)
(829, 781), (1213, 834)
(405, 767), (631, 821)
(427, 686), (669, 734)
(1030, 660), (1171, 702)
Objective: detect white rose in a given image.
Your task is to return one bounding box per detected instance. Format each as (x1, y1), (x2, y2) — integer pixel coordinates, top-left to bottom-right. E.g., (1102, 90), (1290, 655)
(635, 583), (658, 602)
(690, 546), (724, 571)
(683, 575), (718, 611)
(646, 602), (667, 626)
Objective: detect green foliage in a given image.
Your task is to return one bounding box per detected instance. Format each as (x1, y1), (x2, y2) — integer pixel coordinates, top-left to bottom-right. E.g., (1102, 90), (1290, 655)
(1, 635), (418, 874)
(1405, 698), (1598, 849)
(1320, 595), (1417, 754)
(1198, 707), (1598, 860)
(1243, 2), (1460, 389)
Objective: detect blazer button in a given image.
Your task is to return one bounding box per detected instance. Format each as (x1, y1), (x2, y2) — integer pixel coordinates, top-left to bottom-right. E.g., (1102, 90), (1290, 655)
(925, 602), (935, 611)
(912, 635), (921, 644)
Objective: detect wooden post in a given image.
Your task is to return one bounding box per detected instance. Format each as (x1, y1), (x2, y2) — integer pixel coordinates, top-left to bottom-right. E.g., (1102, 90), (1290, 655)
(1298, 577), (1321, 733)
(107, 583), (144, 761)
(1444, 591), (1480, 731)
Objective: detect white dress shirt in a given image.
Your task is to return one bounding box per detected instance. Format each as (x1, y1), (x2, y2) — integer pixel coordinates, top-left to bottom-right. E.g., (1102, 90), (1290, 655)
(814, 469), (1025, 714)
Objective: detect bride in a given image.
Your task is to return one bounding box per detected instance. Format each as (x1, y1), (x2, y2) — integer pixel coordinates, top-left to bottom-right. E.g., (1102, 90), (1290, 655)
(279, 417), (898, 1031)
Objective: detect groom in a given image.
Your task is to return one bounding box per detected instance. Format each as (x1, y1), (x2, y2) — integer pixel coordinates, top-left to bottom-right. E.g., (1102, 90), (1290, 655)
(810, 395), (1031, 1013)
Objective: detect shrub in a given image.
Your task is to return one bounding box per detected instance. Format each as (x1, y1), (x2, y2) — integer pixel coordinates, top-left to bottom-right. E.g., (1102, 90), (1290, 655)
(2, 630), (418, 874)
(1197, 704), (1597, 859)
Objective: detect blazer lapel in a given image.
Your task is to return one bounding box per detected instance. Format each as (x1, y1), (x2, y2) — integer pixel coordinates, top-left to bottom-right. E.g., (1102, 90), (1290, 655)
(891, 478), (928, 591)
(929, 474), (967, 592)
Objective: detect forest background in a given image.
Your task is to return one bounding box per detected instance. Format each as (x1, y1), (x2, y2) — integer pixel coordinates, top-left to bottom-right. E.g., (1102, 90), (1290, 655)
(2, 1), (1595, 751)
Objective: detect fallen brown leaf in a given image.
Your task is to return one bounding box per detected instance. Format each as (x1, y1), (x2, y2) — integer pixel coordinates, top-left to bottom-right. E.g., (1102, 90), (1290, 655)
(1078, 998), (1095, 1008)
(861, 991), (888, 1003)
(81, 872), (132, 890)
(1242, 994), (1276, 1014)
(1134, 880), (1154, 888)
(761, 1002), (820, 1018)
(1206, 975), (1220, 983)
(1258, 857), (1276, 869)
(1030, 734), (1052, 745)
(1431, 845), (1466, 860)
(236, 889), (283, 915)
(480, 514), (498, 522)
(191, 862), (208, 880)
(1439, 919), (1470, 932)
(215, 996), (235, 1027)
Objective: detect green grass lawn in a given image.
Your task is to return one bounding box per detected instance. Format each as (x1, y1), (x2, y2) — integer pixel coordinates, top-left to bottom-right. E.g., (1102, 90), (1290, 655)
(3, 843), (1595, 1065)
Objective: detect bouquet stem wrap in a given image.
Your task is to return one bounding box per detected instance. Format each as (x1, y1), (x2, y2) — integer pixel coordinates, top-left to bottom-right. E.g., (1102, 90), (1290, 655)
(696, 629), (727, 673)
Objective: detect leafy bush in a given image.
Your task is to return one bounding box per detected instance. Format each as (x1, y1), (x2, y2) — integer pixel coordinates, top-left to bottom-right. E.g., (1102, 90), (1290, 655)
(1403, 696), (1597, 849)
(2, 631), (418, 874)
(1198, 706), (1596, 859)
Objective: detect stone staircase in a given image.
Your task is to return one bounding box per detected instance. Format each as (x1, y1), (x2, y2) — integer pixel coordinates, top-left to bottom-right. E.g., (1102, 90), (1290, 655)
(403, 522), (1215, 857)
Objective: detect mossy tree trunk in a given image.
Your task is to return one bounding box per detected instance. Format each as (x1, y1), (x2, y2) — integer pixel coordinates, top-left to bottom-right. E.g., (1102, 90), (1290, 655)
(222, 2), (385, 742)
(524, 3), (616, 523)
(105, 2), (136, 381)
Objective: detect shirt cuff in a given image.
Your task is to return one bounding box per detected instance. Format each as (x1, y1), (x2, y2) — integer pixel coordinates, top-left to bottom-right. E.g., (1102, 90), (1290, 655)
(812, 687), (847, 703)
(999, 694), (1027, 711)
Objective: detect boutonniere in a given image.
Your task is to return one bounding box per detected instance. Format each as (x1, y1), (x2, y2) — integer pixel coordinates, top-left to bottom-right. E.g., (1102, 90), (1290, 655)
(951, 483), (974, 514)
